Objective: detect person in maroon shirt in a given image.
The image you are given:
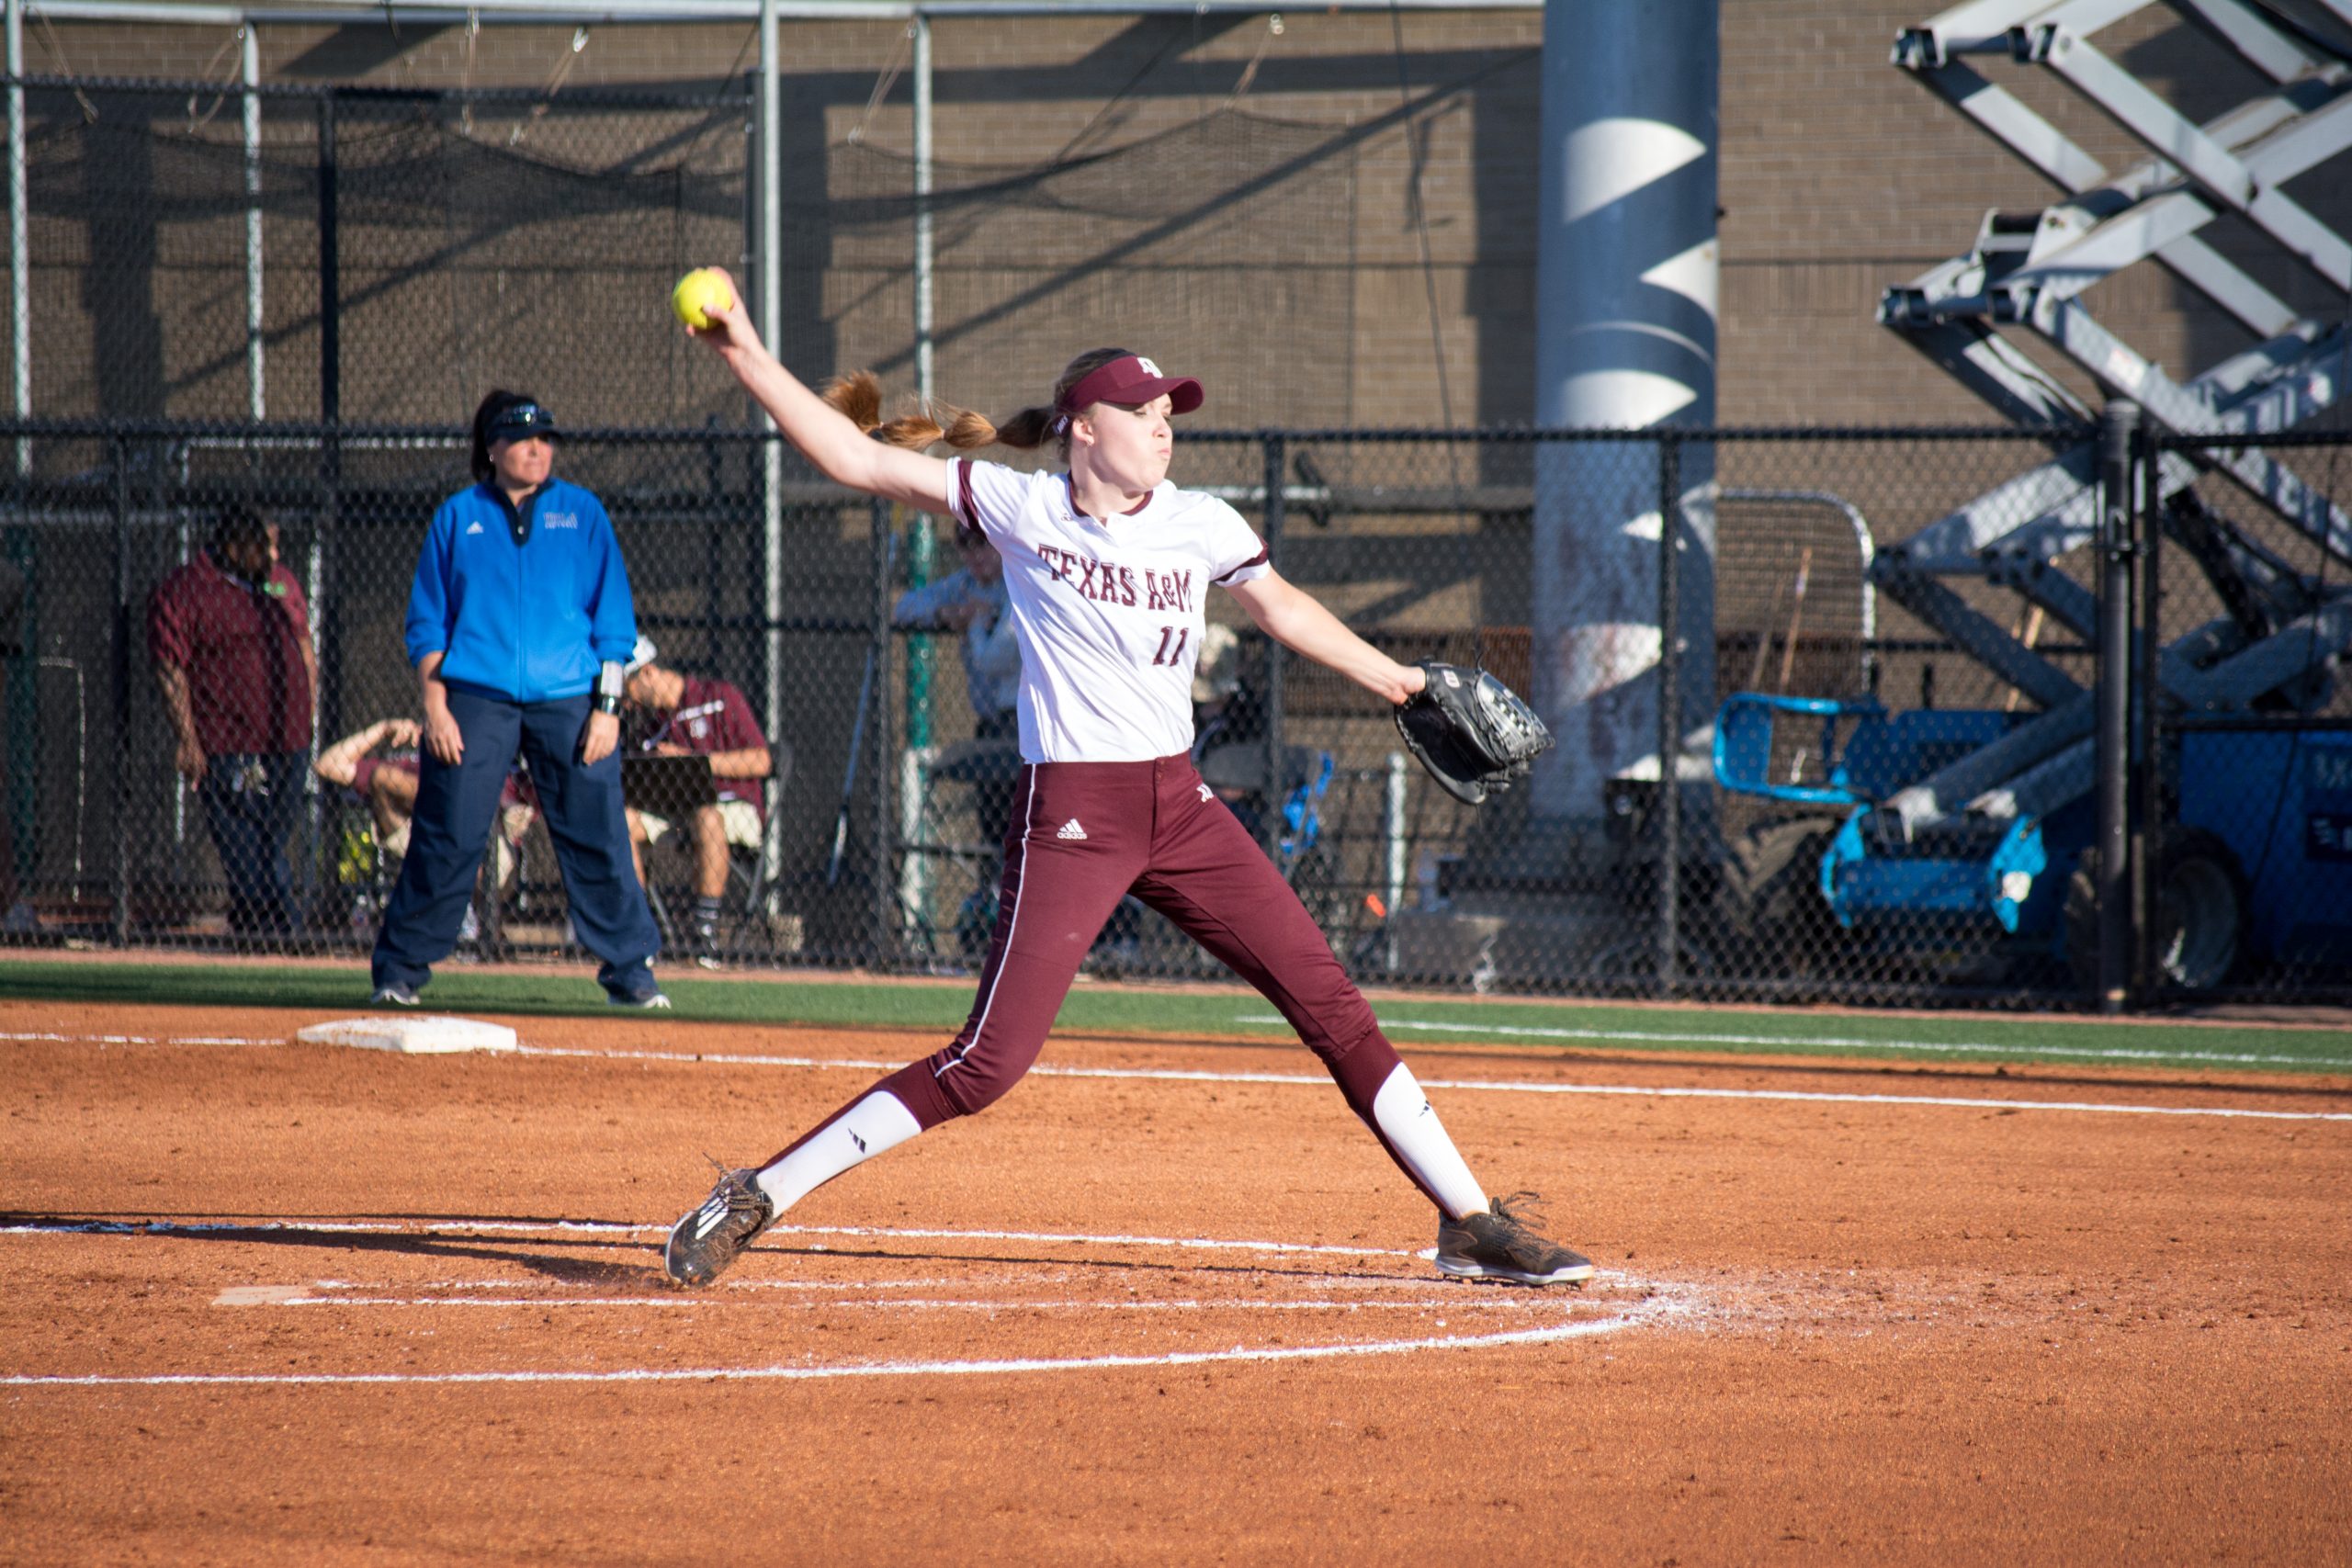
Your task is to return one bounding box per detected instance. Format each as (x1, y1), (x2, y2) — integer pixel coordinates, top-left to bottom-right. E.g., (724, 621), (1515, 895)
(147, 506), (318, 936)
(620, 637), (775, 963)
(314, 716), (537, 897)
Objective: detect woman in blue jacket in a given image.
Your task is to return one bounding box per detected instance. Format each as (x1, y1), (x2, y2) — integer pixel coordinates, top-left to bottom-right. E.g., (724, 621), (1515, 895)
(369, 391), (667, 1008)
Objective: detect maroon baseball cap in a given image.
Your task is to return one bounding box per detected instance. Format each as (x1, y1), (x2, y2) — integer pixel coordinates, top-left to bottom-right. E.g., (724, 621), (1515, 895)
(1057, 354), (1204, 417)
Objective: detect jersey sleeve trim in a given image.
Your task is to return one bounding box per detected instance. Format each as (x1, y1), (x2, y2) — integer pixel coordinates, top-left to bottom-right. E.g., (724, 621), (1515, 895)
(954, 458), (978, 531)
(1211, 545), (1271, 586)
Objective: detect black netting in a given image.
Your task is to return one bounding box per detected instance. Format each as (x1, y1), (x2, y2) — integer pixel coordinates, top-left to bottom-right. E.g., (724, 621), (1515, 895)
(2138, 433), (2352, 1004)
(818, 108), (1358, 425)
(21, 83), (751, 431)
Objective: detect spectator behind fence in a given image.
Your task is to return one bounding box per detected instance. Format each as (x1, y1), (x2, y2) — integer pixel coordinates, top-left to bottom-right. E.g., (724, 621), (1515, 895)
(894, 520), (1023, 848)
(620, 637), (777, 966)
(893, 521), (1021, 739)
(315, 716), (536, 896)
(368, 389), (665, 1010)
(146, 506), (317, 937)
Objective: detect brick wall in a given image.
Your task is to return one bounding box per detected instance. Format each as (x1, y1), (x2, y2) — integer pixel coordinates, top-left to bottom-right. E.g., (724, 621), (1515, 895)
(17, 5), (2346, 430)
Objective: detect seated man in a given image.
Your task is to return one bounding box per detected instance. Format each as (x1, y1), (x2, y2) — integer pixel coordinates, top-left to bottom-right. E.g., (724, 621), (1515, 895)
(620, 637), (775, 964)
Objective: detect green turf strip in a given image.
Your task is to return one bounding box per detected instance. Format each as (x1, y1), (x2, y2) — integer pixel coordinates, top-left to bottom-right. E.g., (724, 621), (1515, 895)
(2, 958), (2347, 1077)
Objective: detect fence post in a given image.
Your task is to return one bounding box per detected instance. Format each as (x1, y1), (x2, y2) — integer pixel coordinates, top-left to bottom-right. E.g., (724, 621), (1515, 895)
(2133, 423), (2163, 998)
(2096, 400), (2139, 1013)
(109, 435), (131, 945)
(316, 88), (345, 940)
(1261, 433), (1287, 859)
(1655, 432), (1681, 997)
(1384, 750), (1408, 976)
(315, 91), (338, 426)
(868, 494), (896, 968)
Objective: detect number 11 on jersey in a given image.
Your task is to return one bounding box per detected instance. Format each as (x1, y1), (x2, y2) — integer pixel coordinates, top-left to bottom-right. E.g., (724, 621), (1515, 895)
(1149, 626), (1191, 667)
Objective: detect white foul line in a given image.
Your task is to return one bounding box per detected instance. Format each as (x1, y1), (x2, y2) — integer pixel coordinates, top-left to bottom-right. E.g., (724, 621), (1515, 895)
(6, 1029), (2346, 1122)
(501, 1044), (2352, 1122)
(1285, 1013), (2352, 1072)
(228, 1294), (1543, 1313)
(0, 1029), (282, 1047)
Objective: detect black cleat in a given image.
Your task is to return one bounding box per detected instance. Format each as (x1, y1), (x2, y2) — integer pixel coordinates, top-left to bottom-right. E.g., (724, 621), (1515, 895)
(662, 1166), (775, 1287)
(1434, 1190), (1594, 1286)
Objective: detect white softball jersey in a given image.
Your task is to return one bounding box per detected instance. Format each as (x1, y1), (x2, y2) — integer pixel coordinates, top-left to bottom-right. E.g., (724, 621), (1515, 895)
(949, 457), (1270, 763)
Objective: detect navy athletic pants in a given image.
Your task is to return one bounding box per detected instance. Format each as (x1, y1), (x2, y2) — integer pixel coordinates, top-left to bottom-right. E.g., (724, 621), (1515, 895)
(370, 685), (660, 999)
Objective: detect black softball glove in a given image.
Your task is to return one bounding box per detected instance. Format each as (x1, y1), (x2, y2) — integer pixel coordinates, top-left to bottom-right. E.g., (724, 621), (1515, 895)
(1393, 661), (1555, 806)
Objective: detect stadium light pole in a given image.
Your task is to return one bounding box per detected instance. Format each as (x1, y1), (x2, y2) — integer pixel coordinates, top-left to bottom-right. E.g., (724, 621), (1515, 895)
(1529, 0), (1718, 867)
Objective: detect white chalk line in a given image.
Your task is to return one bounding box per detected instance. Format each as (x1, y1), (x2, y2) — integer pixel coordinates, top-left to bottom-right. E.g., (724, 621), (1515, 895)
(225, 1292), (1550, 1313)
(370, 1275), (984, 1292)
(0, 1029), (280, 1047)
(0, 1300), (1680, 1389)
(236, 1269), (1562, 1313)
(12, 1009), (2352, 1071)
(2, 1215), (1688, 1389)
(6, 1027), (2346, 1119)
(390, 1271), (1453, 1295)
(505, 1044), (2352, 1122)
(1253, 1014), (2352, 1072)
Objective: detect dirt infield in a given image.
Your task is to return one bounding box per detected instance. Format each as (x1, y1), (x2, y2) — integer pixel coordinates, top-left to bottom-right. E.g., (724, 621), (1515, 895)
(4, 1000), (2349, 1565)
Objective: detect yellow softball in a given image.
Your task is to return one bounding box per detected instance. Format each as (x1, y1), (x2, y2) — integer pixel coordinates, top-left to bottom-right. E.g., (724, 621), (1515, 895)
(670, 267), (735, 330)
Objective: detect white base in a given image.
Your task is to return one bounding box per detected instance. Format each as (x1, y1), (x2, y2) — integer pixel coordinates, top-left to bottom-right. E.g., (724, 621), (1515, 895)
(296, 1016), (518, 1055)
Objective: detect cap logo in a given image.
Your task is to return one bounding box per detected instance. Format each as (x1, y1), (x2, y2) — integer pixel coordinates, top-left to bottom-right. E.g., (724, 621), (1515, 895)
(490, 402), (558, 439)
(1135, 356), (1163, 377)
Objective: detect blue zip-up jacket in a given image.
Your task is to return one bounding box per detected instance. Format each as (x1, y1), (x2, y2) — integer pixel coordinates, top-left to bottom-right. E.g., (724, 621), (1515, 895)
(404, 478), (639, 702)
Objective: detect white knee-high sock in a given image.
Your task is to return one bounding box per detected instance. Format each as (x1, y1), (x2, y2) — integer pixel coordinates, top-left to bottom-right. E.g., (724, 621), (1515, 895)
(1369, 1062), (1488, 1220)
(752, 1091), (924, 1213)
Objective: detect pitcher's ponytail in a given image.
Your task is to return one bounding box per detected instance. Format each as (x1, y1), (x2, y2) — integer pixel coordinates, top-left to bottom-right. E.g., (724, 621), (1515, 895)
(820, 346), (1140, 459)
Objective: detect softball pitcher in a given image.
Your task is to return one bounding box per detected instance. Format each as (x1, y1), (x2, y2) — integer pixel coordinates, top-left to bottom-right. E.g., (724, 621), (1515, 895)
(662, 271), (1591, 1290)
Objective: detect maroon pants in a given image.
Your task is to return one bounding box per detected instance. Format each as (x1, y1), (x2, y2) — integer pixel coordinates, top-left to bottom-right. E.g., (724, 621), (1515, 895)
(785, 753), (1418, 1188)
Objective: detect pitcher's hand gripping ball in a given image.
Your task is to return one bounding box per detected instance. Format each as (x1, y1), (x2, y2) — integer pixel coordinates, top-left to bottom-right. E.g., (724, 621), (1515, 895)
(1395, 660), (1554, 806)
(670, 267), (735, 330)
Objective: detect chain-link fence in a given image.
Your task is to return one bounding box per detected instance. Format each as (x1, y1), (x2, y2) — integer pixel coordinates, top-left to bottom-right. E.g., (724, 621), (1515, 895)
(15, 76), (753, 428)
(0, 421), (882, 965)
(7, 417), (2344, 1010)
(2137, 429), (2352, 1005)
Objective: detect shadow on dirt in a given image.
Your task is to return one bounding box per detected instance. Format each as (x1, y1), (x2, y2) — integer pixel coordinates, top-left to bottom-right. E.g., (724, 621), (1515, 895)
(3, 1213), (1442, 1289)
